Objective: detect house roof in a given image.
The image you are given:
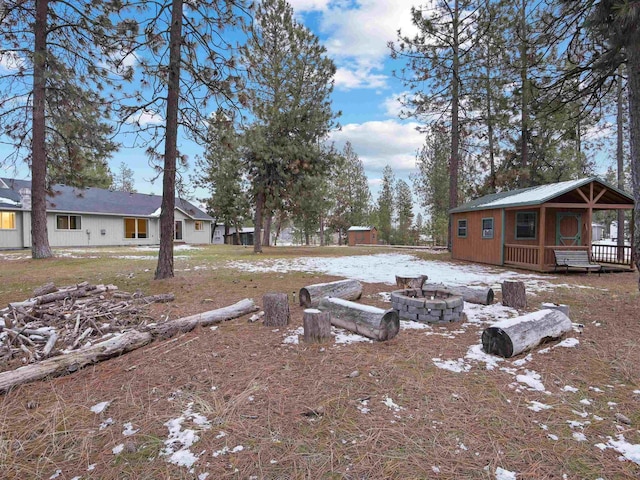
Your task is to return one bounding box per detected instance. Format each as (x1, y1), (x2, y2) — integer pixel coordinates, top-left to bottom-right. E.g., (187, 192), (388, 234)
(0, 178), (213, 221)
(450, 177), (634, 214)
(348, 226), (376, 232)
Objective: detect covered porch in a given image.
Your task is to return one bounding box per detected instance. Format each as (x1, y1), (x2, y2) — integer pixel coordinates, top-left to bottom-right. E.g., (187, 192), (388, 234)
(503, 182), (634, 272)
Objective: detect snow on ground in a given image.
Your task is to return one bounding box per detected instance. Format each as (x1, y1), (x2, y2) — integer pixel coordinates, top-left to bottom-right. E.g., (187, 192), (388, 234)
(227, 253), (556, 291)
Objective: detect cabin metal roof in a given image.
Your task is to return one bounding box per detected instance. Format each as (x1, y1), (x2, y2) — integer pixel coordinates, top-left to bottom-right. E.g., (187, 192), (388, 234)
(450, 177), (634, 214)
(0, 178), (213, 220)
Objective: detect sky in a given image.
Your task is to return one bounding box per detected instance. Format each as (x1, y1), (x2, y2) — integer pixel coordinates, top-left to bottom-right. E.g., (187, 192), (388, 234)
(0, 0), (620, 215)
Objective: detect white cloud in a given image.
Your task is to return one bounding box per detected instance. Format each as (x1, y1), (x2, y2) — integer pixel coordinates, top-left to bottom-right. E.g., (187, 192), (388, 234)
(328, 119), (424, 173)
(291, 0), (420, 90)
(0, 51), (26, 71)
(126, 110), (164, 126)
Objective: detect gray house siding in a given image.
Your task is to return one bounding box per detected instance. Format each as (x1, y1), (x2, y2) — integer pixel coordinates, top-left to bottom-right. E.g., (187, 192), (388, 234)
(0, 208), (24, 249)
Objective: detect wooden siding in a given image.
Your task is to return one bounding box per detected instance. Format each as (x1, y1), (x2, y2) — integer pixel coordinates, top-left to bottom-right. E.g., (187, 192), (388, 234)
(451, 209), (502, 265)
(348, 229), (377, 246)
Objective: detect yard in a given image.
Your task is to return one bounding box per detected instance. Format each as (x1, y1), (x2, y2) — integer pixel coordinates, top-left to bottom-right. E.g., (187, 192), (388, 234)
(0, 245), (639, 479)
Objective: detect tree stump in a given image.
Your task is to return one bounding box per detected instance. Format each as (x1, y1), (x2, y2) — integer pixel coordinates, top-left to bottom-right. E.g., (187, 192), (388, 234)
(263, 293), (290, 327)
(501, 280), (526, 309)
(303, 309), (332, 343)
(541, 302), (570, 317)
(395, 275), (428, 289)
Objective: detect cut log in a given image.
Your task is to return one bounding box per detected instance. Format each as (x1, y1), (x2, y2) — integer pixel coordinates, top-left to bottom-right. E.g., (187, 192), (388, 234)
(317, 297), (399, 341)
(541, 302), (570, 317)
(33, 282), (57, 297)
(501, 280), (526, 309)
(0, 299), (258, 393)
(299, 279), (363, 308)
(302, 309), (332, 343)
(422, 283), (494, 305)
(263, 293), (290, 327)
(395, 275), (428, 289)
(481, 309), (572, 358)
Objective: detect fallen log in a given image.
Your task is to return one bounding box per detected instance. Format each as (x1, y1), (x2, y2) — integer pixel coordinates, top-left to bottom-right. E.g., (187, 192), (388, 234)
(318, 297), (399, 341)
(481, 308), (572, 358)
(422, 283), (494, 305)
(299, 279), (363, 308)
(0, 299), (258, 393)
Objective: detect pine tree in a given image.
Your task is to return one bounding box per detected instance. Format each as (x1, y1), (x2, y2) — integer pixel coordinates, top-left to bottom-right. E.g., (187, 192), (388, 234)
(112, 162), (137, 193)
(240, 0), (338, 253)
(376, 165), (395, 245)
(394, 179), (414, 245)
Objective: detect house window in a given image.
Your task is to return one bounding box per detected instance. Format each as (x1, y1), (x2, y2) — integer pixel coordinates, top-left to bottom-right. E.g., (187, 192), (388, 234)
(0, 211), (16, 230)
(482, 217), (494, 239)
(515, 212), (537, 239)
(457, 219), (467, 237)
(124, 218), (148, 239)
(194, 221), (204, 231)
(56, 215), (81, 230)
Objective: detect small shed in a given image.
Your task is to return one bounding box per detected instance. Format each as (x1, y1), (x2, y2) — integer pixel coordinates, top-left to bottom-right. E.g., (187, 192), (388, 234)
(347, 226), (377, 246)
(449, 177), (635, 272)
(224, 227), (254, 246)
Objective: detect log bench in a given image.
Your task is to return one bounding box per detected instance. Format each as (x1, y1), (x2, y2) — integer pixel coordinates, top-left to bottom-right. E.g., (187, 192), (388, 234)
(553, 250), (601, 275)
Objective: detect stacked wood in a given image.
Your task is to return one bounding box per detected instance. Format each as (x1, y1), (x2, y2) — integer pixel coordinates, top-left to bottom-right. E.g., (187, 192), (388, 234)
(303, 309), (332, 343)
(422, 283), (494, 305)
(299, 279), (363, 308)
(395, 275), (428, 289)
(0, 282), (175, 366)
(481, 309), (572, 358)
(263, 293), (290, 327)
(0, 298), (258, 393)
(501, 280), (526, 309)
(318, 297), (399, 341)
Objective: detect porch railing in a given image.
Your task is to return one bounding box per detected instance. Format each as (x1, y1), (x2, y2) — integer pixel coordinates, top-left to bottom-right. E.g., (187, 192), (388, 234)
(504, 244), (539, 267)
(591, 244), (633, 267)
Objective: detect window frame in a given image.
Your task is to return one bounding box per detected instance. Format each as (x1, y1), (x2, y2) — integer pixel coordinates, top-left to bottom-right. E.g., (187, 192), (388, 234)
(457, 219), (468, 238)
(194, 220), (204, 231)
(515, 211), (537, 240)
(0, 211), (16, 230)
(481, 217), (494, 239)
(124, 217), (149, 239)
(55, 214), (82, 231)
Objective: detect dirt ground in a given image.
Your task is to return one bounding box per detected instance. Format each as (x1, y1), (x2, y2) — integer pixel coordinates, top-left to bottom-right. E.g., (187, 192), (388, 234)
(0, 245), (639, 479)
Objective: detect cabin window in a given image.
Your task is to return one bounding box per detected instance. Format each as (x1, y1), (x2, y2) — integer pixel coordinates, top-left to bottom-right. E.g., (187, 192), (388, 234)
(515, 212), (537, 240)
(482, 217), (494, 239)
(194, 221), (204, 231)
(124, 218), (148, 239)
(56, 215), (81, 230)
(457, 219), (467, 237)
(0, 211), (16, 230)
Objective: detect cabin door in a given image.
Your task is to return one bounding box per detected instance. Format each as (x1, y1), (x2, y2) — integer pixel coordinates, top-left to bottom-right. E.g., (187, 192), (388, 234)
(556, 213), (581, 246)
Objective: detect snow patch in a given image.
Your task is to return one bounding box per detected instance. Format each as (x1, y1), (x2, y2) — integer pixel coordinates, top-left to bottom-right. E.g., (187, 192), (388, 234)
(160, 402), (211, 469)
(495, 466), (517, 480)
(595, 435), (640, 464)
(90, 401), (110, 414)
(432, 358), (471, 373)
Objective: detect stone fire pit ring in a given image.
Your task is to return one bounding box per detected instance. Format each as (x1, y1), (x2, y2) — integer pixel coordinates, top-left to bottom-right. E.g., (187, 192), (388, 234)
(391, 287), (464, 324)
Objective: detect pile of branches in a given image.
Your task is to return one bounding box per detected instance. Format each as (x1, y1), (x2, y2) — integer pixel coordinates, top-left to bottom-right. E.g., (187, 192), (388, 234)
(0, 282), (174, 366)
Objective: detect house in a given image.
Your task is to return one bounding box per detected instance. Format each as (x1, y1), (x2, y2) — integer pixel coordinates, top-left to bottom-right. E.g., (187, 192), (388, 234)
(449, 177), (635, 272)
(347, 226), (377, 246)
(592, 223), (605, 242)
(224, 227), (254, 245)
(0, 178), (213, 249)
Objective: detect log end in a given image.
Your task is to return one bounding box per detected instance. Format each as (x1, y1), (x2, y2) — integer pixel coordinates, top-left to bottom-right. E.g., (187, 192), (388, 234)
(486, 288), (494, 305)
(379, 310), (400, 341)
(481, 327), (514, 358)
(299, 288), (312, 308)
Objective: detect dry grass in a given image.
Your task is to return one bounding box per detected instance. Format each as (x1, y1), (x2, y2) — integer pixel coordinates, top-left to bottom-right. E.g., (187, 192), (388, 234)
(0, 245), (639, 479)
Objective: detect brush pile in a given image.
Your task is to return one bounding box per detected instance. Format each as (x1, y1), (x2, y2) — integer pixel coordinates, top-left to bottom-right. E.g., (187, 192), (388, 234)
(0, 282), (174, 366)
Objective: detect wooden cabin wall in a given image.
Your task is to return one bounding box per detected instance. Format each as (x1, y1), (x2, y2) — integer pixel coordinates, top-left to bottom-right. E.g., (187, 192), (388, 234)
(451, 209), (502, 265)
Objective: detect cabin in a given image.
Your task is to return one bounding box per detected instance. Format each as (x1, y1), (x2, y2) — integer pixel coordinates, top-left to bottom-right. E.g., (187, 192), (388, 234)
(0, 178), (213, 249)
(449, 177), (635, 272)
(224, 227), (255, 246)
(347, 226), (377, 246)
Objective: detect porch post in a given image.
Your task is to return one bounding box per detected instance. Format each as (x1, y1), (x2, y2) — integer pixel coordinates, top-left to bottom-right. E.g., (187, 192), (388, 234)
(586, 205), (593, 256)
(539, 206), (546, 271)
(632, 209), (636, 269)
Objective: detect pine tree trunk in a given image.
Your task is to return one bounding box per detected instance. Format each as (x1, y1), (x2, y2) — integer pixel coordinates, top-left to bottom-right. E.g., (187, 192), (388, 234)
(263, 212), (272, 246)
(448, 0), (460, 251)
(519, 0), (529, 187)
(617, 66), (626, 260)
(254, 190), (264, 253)
(155, 0), (183, 280)
(319, 215), (325, 246)
(31, 0), (52, 260)
(627, 38), (640, 288)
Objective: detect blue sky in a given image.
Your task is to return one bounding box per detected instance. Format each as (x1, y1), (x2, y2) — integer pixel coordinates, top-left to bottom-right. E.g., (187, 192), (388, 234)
(0, 0), (619, 213)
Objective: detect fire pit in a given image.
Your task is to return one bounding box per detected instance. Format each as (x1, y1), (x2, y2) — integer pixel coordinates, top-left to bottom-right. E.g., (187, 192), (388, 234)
(390, 287), (464, 324)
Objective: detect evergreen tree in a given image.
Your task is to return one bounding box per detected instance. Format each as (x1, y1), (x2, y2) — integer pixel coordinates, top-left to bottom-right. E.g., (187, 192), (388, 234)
(394, 179), (414, 245)
(376, 165), (395, 244)
(240, 0), (338, 253)
(112, 162), (137, 193)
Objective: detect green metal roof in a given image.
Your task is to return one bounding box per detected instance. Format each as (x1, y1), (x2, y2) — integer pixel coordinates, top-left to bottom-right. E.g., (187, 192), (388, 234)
(450, 177), (634, 214)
